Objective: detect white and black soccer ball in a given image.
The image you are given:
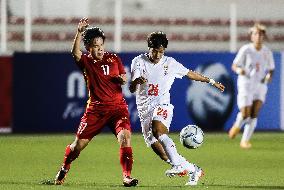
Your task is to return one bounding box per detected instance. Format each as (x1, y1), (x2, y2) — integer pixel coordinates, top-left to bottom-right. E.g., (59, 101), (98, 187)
(180, 125), (204, 149)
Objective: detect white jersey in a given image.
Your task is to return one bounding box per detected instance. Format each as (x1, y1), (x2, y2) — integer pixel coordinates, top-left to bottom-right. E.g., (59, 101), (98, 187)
(131, 54), (189, 112)
(233, 43), (275, 84)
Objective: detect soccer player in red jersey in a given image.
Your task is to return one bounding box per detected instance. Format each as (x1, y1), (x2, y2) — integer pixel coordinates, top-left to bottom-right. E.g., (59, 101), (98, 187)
(54, 18), (138, 187)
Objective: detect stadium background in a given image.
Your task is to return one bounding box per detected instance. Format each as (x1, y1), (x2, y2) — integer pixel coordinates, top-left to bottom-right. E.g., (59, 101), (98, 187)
(0, 0), (284, 133)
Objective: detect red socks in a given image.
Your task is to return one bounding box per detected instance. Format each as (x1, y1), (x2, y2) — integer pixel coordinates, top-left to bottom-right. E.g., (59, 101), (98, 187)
(62, 144), (80, 170)
(61, 145), (133, 177)
(120, 147), (133, 177)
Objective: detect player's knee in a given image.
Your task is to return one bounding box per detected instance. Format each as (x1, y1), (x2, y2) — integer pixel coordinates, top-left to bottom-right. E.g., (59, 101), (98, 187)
(152, 129), (164, 139)
(71, 139), (89, 152)
(152, 128), (159, 139)
(117, 129), (131, 147)
(152, 123), (168, 139)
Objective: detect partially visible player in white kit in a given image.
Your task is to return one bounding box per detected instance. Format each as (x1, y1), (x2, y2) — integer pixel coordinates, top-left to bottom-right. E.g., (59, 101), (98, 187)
(129, 31), (225, 186)
(228, 23), (275, 149)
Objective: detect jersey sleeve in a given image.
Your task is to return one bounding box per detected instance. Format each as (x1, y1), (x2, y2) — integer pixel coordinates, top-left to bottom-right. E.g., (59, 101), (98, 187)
(131, 57), (142, 81)
(233, 45), (247, 67)
(267, 50), (275, 71)
(76, 54), (87, 69)
(171, 58), (189, 79)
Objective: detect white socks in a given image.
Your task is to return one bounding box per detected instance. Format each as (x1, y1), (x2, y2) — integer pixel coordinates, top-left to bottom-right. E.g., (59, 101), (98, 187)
(159, 134), (195, 172)
(235, 112), (250, 129)
(158, 134), (181, 166)
(241, 118), (257, 142)
(178, 155), (195, 172)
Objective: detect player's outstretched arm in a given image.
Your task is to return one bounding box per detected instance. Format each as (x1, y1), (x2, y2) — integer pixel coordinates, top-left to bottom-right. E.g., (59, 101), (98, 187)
(187, 70), (225, 92)
(71, 18), (89, 62)
(129, 77), (147, 93)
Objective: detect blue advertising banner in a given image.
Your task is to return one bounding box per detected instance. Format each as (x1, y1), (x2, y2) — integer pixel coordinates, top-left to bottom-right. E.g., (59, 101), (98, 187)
(12, 52), (281, 133)
(13, 53), (86, 133)
(281, 52), (284, 131)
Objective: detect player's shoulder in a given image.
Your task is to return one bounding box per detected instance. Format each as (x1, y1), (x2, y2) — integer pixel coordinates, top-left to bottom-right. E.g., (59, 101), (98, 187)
(132, 53), (147, 62)
(163, 56), (179, 66)
(79, 53), (92, 63)
(165, 56), (177, 62)
(239, 43), (252, 52)
(104, 52), (120, 59)
(131, 54), (149, 66)
(103, 52), (122, 64)
(235, 44), (253, 56)
(261, 45), (272, 53)
(81, 52), (89, 59)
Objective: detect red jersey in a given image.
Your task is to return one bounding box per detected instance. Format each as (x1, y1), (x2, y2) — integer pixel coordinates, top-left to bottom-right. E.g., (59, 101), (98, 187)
(76, 52), (127, 107)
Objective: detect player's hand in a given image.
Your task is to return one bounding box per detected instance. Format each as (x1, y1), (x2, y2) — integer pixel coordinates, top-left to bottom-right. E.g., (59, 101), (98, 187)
(78, 17), (89, 33)
(116, 74), (127, 84)
(235, 67), (246, 75)
(213, 82), (225, 92)
(111, 74), (127, 85)
(129, 77), (147, 93)
(261, 73), (272, 84)
(134, 76), (147, 85)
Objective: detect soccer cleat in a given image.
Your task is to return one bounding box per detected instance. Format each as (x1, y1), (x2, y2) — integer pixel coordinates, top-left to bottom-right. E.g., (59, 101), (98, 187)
(165, 165), (188, 177)
(240, 141), (252, 149)
(123, 176), (138, 187)
(54, 167), (69, 185)
(228, 125), (241, 139)
(185, 165), (204, 186)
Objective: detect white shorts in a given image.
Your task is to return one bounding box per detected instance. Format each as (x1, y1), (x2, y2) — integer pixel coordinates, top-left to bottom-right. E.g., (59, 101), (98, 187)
(237, 82), (268, 109)
(138, 104), (174, 147)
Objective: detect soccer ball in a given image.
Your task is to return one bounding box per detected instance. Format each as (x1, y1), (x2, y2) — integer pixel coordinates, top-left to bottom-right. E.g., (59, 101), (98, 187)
(180, 125), (204, 149)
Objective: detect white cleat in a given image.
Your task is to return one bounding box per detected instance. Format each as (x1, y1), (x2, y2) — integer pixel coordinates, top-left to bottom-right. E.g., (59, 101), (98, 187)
(165, 165), (188, 177)
(240, 141), (252, 149)
(185, 165), (204, 186)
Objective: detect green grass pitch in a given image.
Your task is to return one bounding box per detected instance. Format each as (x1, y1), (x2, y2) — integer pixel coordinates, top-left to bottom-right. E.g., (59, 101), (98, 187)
(0, 132), (283, 190)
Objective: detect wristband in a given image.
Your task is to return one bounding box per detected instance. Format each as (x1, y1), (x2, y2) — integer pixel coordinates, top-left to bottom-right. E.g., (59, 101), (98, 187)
(209, 78), (216, 85)
(236, 68), (242, 75)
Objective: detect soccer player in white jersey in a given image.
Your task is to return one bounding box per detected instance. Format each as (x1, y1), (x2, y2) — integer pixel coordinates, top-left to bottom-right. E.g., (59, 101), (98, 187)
(129, 31), (225, 185)
(228, 23), (275, 149)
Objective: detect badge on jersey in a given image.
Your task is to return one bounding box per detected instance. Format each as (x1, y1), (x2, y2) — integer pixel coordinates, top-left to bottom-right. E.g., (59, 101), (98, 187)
(107, 57), (114, 63)
(163, 65), (168, 75)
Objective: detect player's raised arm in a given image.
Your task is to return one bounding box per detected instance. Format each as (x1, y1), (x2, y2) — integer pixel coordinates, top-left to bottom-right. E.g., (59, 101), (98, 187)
(71, 18), (89, 62)
(186, 70), (225, 92)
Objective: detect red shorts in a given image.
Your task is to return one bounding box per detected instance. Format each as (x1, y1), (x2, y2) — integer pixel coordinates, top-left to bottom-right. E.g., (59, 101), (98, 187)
(76, 105), (132, 140)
